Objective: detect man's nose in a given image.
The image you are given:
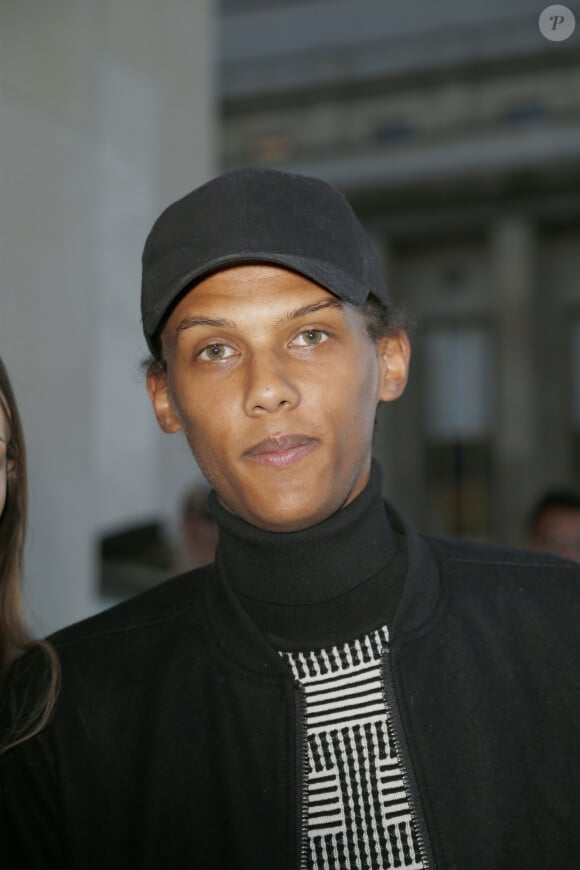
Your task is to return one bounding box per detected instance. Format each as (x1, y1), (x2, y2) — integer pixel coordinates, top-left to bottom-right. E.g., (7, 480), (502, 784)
(243, 350), (301, 415)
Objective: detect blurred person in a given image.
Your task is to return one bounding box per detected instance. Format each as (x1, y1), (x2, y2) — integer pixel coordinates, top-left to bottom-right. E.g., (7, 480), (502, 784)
(176, 484), (218, 571)
(526, 488), (580, 562)
(0, 170), (579, 869)
(99, 519), (174, 599)
(0, 357), (59, 754)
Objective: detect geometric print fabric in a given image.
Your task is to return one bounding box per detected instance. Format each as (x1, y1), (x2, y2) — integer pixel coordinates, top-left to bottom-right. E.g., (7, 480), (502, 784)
(281, 627), (424, 870)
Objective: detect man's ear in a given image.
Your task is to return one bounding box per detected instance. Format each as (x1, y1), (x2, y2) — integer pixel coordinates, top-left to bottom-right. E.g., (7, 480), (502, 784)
(146, 367), (183, 434)
(376, 330), (411, 404)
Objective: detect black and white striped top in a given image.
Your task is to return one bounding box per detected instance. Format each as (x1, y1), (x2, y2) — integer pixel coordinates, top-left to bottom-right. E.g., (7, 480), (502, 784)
(281, 627), (424, 870)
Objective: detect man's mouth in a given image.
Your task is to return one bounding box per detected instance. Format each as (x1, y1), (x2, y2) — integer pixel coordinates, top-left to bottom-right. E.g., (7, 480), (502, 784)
(244, 434), (318, 468)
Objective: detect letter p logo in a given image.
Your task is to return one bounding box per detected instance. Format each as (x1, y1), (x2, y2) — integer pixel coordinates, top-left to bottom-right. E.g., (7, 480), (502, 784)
(539, 5), (576, 40)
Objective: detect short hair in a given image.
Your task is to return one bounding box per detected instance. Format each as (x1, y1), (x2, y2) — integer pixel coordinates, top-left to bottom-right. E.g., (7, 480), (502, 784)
(527, 489), (580, 537)
(361, 293), (408, 342)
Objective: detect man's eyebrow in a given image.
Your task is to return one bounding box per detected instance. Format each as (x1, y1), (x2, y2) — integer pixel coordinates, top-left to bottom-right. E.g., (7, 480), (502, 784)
(173, 298), (343, 339)
(175, 315), (238, 336)
(277, 298), (343, 324)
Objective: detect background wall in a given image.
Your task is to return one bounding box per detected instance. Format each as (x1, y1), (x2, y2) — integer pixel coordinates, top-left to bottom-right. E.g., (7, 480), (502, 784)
(0, 0), (216, 634)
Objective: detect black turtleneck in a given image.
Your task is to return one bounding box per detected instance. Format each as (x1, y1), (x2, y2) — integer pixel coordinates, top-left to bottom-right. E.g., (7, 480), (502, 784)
(208, 460), (406, 650)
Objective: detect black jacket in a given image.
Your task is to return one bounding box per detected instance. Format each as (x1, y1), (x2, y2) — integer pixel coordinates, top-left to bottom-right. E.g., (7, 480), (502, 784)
(1, 504), (579, 869)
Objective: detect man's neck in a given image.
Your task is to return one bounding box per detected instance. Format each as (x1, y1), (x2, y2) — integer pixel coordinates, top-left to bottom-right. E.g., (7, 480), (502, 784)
(209, 460), (406, 648)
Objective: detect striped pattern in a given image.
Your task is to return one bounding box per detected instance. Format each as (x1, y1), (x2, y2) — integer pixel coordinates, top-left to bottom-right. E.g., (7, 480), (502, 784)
(281, 628), (424, 870)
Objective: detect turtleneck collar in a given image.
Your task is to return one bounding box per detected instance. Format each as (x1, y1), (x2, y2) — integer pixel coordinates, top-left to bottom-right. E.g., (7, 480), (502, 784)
(208, 460), (405, 647)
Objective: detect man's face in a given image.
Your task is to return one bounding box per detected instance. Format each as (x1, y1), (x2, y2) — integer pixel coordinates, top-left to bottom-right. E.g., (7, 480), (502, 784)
(147, 265), (409, 532)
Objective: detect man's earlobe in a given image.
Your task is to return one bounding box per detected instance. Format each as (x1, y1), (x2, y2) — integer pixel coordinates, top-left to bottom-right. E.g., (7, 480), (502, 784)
(377, 331), (411, 403)
(146, 368), (183, 434)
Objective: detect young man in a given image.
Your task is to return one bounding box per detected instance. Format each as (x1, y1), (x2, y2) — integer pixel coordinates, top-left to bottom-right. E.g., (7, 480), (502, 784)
(1, 169), (579, 869)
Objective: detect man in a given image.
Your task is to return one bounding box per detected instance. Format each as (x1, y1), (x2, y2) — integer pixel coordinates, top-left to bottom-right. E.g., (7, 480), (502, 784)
(526, 489), (580, 562)
(1, 169), (579, 869)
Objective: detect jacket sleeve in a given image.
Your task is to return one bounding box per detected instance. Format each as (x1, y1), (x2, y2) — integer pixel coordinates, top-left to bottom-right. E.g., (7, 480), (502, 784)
(0, 737), (66, 867)
(0, 652), (66, 867)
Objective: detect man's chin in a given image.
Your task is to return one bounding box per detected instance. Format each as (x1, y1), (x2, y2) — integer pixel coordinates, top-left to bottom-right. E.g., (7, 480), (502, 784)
(238, 493), (342, 533)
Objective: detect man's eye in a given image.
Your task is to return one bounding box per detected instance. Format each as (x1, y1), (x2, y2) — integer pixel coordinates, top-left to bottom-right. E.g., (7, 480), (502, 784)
(200, 343), (235, 361)
(293, 329), (329, 347)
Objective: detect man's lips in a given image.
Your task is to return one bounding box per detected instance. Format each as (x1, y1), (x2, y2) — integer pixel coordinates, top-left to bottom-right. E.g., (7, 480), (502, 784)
(244, 434), (317, 468)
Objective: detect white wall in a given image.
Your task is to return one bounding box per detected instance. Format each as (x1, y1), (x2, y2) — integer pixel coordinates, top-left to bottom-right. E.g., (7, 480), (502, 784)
(0, 0), (216, 634)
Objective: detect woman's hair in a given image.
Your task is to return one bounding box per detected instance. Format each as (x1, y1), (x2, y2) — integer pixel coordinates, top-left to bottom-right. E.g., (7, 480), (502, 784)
(0, 357), (60, 754)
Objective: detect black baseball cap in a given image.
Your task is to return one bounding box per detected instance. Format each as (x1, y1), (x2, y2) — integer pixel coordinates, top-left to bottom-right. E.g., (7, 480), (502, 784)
(141, 167), (388, 355)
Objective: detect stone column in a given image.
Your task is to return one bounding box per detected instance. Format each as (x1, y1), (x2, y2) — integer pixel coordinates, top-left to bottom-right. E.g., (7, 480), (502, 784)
(490, 217), (538, 545)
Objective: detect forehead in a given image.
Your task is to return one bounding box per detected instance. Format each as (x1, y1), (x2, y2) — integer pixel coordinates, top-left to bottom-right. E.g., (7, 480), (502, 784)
(163, 263), (349, 331)
(176, 264), (336, 308)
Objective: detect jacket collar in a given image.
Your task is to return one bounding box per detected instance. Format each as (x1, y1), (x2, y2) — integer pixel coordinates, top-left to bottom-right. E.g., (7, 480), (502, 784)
(385, 502), (441, 642)
(203, 499), (441, 677)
